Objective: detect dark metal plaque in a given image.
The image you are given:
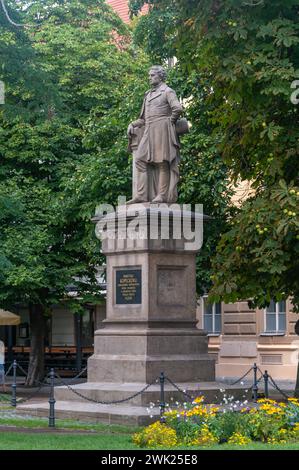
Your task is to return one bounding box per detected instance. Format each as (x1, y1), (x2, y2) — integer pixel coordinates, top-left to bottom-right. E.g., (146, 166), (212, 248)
(116, 269), (142, 305)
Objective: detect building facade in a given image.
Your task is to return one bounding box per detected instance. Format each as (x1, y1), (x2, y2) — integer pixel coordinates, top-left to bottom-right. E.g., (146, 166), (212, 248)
(197, 298), (299, 381)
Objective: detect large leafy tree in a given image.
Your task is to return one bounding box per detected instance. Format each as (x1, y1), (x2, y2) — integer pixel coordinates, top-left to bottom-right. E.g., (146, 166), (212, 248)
(131, 3), (234, 295)
(168, 67), (234, 295)
(0, 0), (149, 384)
(130, 0), (299, 308)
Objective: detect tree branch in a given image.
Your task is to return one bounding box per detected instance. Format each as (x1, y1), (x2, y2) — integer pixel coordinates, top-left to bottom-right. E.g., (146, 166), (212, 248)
(242, 0), (264, 6)
(0, 0), (38, 28)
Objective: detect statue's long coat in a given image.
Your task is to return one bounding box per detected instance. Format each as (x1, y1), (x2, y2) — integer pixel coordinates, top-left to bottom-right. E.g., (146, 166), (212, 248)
(134, 83), (183, 202)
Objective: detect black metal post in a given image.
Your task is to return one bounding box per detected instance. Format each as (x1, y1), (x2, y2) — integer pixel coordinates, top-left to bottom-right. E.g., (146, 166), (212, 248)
(75, 313), (82, 373)
(263, 370), (269, 399)
(7, 326), (14, 364)
(11, 360), (17, 407)
(48, 368), (56, 428)
(159, 372), (166, 423)
(252, 362), (258, 402)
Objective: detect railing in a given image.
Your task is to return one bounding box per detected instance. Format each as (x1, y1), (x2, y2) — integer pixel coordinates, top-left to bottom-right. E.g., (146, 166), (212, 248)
(0, 361), (294, 429)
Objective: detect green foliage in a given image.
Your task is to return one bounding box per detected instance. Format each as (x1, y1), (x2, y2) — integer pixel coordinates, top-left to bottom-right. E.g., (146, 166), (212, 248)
(132, 31), (234, 294)
(208, 411), (249, 442)
(130, 0), (299, 309)
(169, 419), (199, 446)
(133, 4), (178, 61)
(134, 398), (299, 448)
(211, 182), (299, 309)
(0, 0), (149, 314)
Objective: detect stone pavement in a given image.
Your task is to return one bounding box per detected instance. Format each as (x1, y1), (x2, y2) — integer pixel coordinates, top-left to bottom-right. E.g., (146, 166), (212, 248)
(15, 380), (251, 426)
(2, 375), (295, 426)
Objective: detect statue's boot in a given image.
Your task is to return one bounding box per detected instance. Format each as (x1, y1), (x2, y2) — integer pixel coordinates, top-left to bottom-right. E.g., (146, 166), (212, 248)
(126, 197), (147, 205)
(129, 159), (149, 204)
(152, 161), (170, 203)
(152, 195), (165, 203)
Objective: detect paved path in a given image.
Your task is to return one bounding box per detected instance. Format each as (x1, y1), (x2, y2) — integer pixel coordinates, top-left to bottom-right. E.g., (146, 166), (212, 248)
(0, 425), (98, 434)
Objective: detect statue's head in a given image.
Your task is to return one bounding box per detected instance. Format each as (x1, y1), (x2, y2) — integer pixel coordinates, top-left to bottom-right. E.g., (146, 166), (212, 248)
(149, 65), (167, 87)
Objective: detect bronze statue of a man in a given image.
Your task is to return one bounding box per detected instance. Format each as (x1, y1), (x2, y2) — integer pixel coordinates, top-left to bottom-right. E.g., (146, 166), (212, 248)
(127, 66), (183, 204)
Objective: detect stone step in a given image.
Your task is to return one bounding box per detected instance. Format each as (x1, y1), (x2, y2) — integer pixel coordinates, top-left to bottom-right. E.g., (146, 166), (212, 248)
(16, 401), (159, 426)
(54, 381), (250, 407)
(15, 381), (251, 426)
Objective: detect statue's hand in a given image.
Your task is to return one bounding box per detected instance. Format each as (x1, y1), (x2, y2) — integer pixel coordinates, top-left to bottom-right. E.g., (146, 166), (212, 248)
(127, 123), (135, 138)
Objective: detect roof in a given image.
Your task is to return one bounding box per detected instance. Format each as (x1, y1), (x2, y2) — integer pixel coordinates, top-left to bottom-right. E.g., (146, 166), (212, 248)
(0, 309), (21, 326)
(106, 0), (147, 23)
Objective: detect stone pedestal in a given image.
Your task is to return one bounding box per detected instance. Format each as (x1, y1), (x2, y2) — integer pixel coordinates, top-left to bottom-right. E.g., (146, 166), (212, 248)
(89, 203), (215, 385)
(16, 206), (251, 425)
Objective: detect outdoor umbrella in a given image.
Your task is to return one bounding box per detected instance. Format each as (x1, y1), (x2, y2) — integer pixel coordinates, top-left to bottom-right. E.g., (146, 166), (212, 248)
(0, 309), (21, 326)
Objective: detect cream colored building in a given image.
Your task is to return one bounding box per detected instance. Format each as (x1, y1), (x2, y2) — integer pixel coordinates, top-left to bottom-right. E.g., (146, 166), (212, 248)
(197, 298), (299, 381)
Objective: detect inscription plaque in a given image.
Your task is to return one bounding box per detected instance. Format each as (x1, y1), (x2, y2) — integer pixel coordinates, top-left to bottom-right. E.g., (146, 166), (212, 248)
(116, 269), (142, 304)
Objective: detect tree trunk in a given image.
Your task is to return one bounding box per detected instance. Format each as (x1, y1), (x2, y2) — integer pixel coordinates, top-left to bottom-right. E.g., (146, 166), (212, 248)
(25, 304), (46, 386)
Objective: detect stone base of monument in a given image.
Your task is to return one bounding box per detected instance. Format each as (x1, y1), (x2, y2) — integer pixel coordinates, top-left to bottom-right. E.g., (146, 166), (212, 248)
(16, 381), (250, 426)
(17, 203), (250, 426)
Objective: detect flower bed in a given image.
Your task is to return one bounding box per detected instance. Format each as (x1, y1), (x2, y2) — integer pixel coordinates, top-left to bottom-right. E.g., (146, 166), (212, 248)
(133, 397), (299, 448)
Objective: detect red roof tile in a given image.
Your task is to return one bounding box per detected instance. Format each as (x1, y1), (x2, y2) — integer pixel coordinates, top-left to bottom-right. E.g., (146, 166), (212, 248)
(106, 0), (147, 23)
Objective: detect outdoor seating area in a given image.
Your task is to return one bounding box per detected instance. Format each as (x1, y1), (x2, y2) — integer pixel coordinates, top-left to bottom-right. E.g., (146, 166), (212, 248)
(5, 347), (93, 376)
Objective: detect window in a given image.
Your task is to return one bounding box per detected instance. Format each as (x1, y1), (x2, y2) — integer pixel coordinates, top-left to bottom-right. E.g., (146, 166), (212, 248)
(264, 300), (286, 334)
(18, 323), (29, 339)
(203, 298), (222, 335)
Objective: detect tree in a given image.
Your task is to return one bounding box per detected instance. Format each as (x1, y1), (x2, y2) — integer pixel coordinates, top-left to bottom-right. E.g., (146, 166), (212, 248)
(129, 0), (299, 307)
(131, 3), (234, 295)
(0, 0), (149, 384)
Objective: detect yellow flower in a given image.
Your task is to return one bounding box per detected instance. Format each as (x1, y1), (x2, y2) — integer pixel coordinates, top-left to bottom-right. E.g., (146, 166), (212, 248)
(193, 396), (205, 404)
(288, 398), (299, 404)
(257, 398), (277, 404)
(133, 421), (177, 449)
(290, 423), (299, 437)
(240, 407), (249, 413)
(192, 424), (218, 446)
(164, 410), (177, 417)
(228, 432), (251, 446)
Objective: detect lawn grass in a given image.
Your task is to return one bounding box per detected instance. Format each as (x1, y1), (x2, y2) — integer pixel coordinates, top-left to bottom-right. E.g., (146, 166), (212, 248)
(0, 432), (299, 450)
(1, 407), (299, 450)
(0, 413), (141, 434)
(0, 431), (139, 450)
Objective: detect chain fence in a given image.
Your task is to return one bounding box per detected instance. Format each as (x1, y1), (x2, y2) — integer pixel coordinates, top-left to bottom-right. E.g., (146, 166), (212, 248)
(226, 366), (254, 386)
(54, 371), (159, 405)
(4, 363), (13, 377)
(0, 360), (296, 426)
(164, 376), (194, 401)
(268, 375), (291, 400)
(16, 374), (51, 405)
